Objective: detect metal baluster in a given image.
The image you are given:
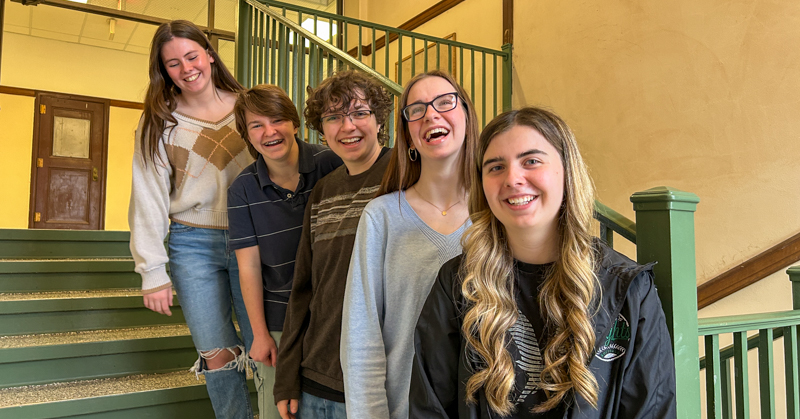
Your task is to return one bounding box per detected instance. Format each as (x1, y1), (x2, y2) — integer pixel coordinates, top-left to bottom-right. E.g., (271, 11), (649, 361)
(371, 28), (376, 69)
(384, 30), (390, 78)
(720, 359), (732, 419)
(358, 24), (363, 62)
(470, 49), (475, 108)
(397, 35), (403, 85)
(423, 39), (428, 73)
(705, 334), (723, 419)
(270, 19), (277, 85)
(435, 43), (440, 72)
(786, 325), (800, 419)
(493, 54), (498, 118)
(410, 37), (416, 77)
(481, 51), (486, 128)
(759, 328), (775, 418)
(733, 331), (751, 418)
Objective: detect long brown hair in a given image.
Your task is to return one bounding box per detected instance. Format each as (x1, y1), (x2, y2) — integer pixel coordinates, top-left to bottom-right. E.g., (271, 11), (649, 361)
(140, 20), (242, 165)
(461, 107), (599, 414)
(376, 71), (479, 196)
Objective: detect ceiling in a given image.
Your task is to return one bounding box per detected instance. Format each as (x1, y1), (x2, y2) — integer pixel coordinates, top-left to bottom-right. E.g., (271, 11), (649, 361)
(3, 0), (335, 56)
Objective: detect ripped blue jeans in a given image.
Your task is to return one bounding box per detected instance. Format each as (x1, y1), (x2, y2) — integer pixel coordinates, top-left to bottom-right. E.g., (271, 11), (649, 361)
(168, 222), (254, 419)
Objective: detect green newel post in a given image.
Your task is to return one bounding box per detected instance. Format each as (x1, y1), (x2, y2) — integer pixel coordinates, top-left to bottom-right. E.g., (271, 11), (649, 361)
(630, 186), (701, 419)
(787, 267), (800, 310)
(235, 0), (252, 87)
(501, 43), (512, 112)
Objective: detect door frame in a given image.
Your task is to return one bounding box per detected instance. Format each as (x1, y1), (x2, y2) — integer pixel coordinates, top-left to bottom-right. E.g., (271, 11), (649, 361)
(28, 91), (111, 229)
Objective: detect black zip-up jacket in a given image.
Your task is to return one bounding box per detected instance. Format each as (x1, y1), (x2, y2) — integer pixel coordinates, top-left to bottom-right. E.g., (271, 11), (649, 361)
(409, 242), (677, 418)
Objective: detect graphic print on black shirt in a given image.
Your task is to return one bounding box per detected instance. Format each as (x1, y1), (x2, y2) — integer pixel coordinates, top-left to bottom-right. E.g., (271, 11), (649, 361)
(508, 309), (543, 405)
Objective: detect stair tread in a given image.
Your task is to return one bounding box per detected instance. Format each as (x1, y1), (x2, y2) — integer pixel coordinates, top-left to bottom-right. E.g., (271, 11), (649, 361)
(0, 371), (204, 409)
(0, 289), (144, 301)
(0, 325), (191, 349)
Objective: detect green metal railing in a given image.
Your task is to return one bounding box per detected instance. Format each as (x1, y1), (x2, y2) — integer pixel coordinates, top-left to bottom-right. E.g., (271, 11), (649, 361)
(698, 266), (800, 419)
(594, 200), (637, 247)
(236, 0), (511, 144)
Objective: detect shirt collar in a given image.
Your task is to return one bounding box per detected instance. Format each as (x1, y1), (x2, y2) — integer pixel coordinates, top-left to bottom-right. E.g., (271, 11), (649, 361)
(255, 136), (315, 188)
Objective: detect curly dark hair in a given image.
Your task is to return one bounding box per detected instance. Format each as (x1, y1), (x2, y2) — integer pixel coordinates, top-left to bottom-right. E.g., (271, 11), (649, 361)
(304, 70), (394, 145)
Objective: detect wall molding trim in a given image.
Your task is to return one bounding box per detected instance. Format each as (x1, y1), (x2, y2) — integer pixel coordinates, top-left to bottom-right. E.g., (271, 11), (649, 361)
(698, 231), (800, 309)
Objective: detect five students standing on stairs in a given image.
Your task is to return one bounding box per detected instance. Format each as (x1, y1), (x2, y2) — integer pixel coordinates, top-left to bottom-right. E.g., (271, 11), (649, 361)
(131, 18), (676, 419)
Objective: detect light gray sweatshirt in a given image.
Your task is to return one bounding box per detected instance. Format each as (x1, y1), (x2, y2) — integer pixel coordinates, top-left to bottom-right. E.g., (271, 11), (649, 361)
(341, 190), (470, 419)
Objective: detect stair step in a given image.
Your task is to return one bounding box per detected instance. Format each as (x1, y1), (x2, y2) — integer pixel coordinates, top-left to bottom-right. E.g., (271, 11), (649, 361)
(0, 290), (185, 336)
(0, 325), (195, 388)
(0, 229), (131, 259)
(0, 372), (257, 419)
(0, 259), (139, 293)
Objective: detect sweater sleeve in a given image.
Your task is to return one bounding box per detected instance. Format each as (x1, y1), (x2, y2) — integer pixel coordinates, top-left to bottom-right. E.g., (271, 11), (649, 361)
(273, 198), (315, 403)
(128, 121), (173, 294)
(341, 208), (391, 418)
(409, 261), (462, 419)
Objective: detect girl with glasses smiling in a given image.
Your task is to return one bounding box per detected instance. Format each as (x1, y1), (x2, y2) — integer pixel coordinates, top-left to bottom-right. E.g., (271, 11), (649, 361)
(340, 70), (479, 419)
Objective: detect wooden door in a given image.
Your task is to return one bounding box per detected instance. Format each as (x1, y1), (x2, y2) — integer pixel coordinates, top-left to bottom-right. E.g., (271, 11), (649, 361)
(29, 93), (108, 230)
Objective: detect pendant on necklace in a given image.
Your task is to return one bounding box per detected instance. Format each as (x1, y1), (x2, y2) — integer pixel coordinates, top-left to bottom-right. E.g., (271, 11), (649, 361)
(442, 211), (447, 216)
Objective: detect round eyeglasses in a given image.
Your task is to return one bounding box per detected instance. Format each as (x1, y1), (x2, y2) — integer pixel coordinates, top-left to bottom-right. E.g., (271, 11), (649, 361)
(401, 93), (460, 122)
(321, 109), (374, 126)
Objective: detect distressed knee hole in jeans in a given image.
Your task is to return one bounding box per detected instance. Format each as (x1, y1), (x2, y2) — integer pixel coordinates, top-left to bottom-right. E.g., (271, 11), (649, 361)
(190, 345), (254, 378)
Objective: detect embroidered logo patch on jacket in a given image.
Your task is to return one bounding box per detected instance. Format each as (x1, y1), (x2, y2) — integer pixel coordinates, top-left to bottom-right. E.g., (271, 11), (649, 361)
(596, 314), (631, 362)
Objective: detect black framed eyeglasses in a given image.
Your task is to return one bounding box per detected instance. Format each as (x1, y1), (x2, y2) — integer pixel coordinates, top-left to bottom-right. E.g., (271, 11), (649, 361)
(401, 93), (460, 122)
(320, 109), (374, 126)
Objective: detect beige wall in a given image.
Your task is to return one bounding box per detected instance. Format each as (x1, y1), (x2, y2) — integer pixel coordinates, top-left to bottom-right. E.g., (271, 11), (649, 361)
(0, 94), (35, 229)
(513, 0), (800, 286)
(105, 107), (140, 231)
(2, 31), (146, 230)
(2, 32), (149, 102)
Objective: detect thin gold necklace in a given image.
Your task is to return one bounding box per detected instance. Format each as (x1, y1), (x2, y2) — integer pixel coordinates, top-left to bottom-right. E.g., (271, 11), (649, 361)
(412, 185), (462, 216)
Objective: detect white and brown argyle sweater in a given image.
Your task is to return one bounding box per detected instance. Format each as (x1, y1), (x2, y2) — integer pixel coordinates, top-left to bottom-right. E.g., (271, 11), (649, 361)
(129, 111), (254, 293)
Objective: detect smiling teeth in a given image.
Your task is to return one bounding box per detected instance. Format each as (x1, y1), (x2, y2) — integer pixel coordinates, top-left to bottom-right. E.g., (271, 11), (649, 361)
(507, 196), (534, 205)
(424, 128), (449, 141)
(340, 137), (361, 144)
(265, 140), (282, 146)
(185, 74), (200, 82)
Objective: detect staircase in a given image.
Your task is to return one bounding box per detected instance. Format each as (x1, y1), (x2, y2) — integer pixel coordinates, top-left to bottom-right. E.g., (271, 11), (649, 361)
(0, 229), (255, 418)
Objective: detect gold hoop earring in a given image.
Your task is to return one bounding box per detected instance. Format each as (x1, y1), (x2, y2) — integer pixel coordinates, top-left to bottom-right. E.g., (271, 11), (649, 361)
(408, 148), (419, 162)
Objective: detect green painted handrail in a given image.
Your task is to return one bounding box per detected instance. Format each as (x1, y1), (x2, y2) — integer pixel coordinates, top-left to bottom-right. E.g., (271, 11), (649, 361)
(594, 200), (636, 245)
(698, 309), (800, 336)
(244, 0), (402, 96)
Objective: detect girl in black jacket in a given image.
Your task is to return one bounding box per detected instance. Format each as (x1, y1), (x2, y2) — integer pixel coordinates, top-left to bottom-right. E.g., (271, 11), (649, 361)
(410, 107), (676, 418)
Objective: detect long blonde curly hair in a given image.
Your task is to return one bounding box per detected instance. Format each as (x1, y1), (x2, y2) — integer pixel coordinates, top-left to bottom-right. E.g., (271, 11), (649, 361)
(460, 107), (599, 414)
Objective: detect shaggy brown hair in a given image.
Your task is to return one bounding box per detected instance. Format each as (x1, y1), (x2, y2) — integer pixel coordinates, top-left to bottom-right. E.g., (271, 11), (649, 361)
(304, 70), (394, 145)
(234, 84), (300, 158)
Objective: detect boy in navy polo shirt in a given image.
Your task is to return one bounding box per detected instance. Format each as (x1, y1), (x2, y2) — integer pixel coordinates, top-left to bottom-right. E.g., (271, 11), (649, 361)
(227, 84), (342, 419)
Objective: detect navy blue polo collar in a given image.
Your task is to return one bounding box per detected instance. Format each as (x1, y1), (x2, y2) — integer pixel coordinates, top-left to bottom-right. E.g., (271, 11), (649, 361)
(255, 136), (316, 188)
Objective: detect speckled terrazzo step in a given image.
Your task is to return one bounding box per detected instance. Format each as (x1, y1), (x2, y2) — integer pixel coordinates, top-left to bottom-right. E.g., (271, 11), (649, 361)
(0, 289), (185, 336)
(0, 371), (214, 418)
(0, 259), (139, 293)
(0, 325), (195, 388)
(0, 371), (257, 419)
